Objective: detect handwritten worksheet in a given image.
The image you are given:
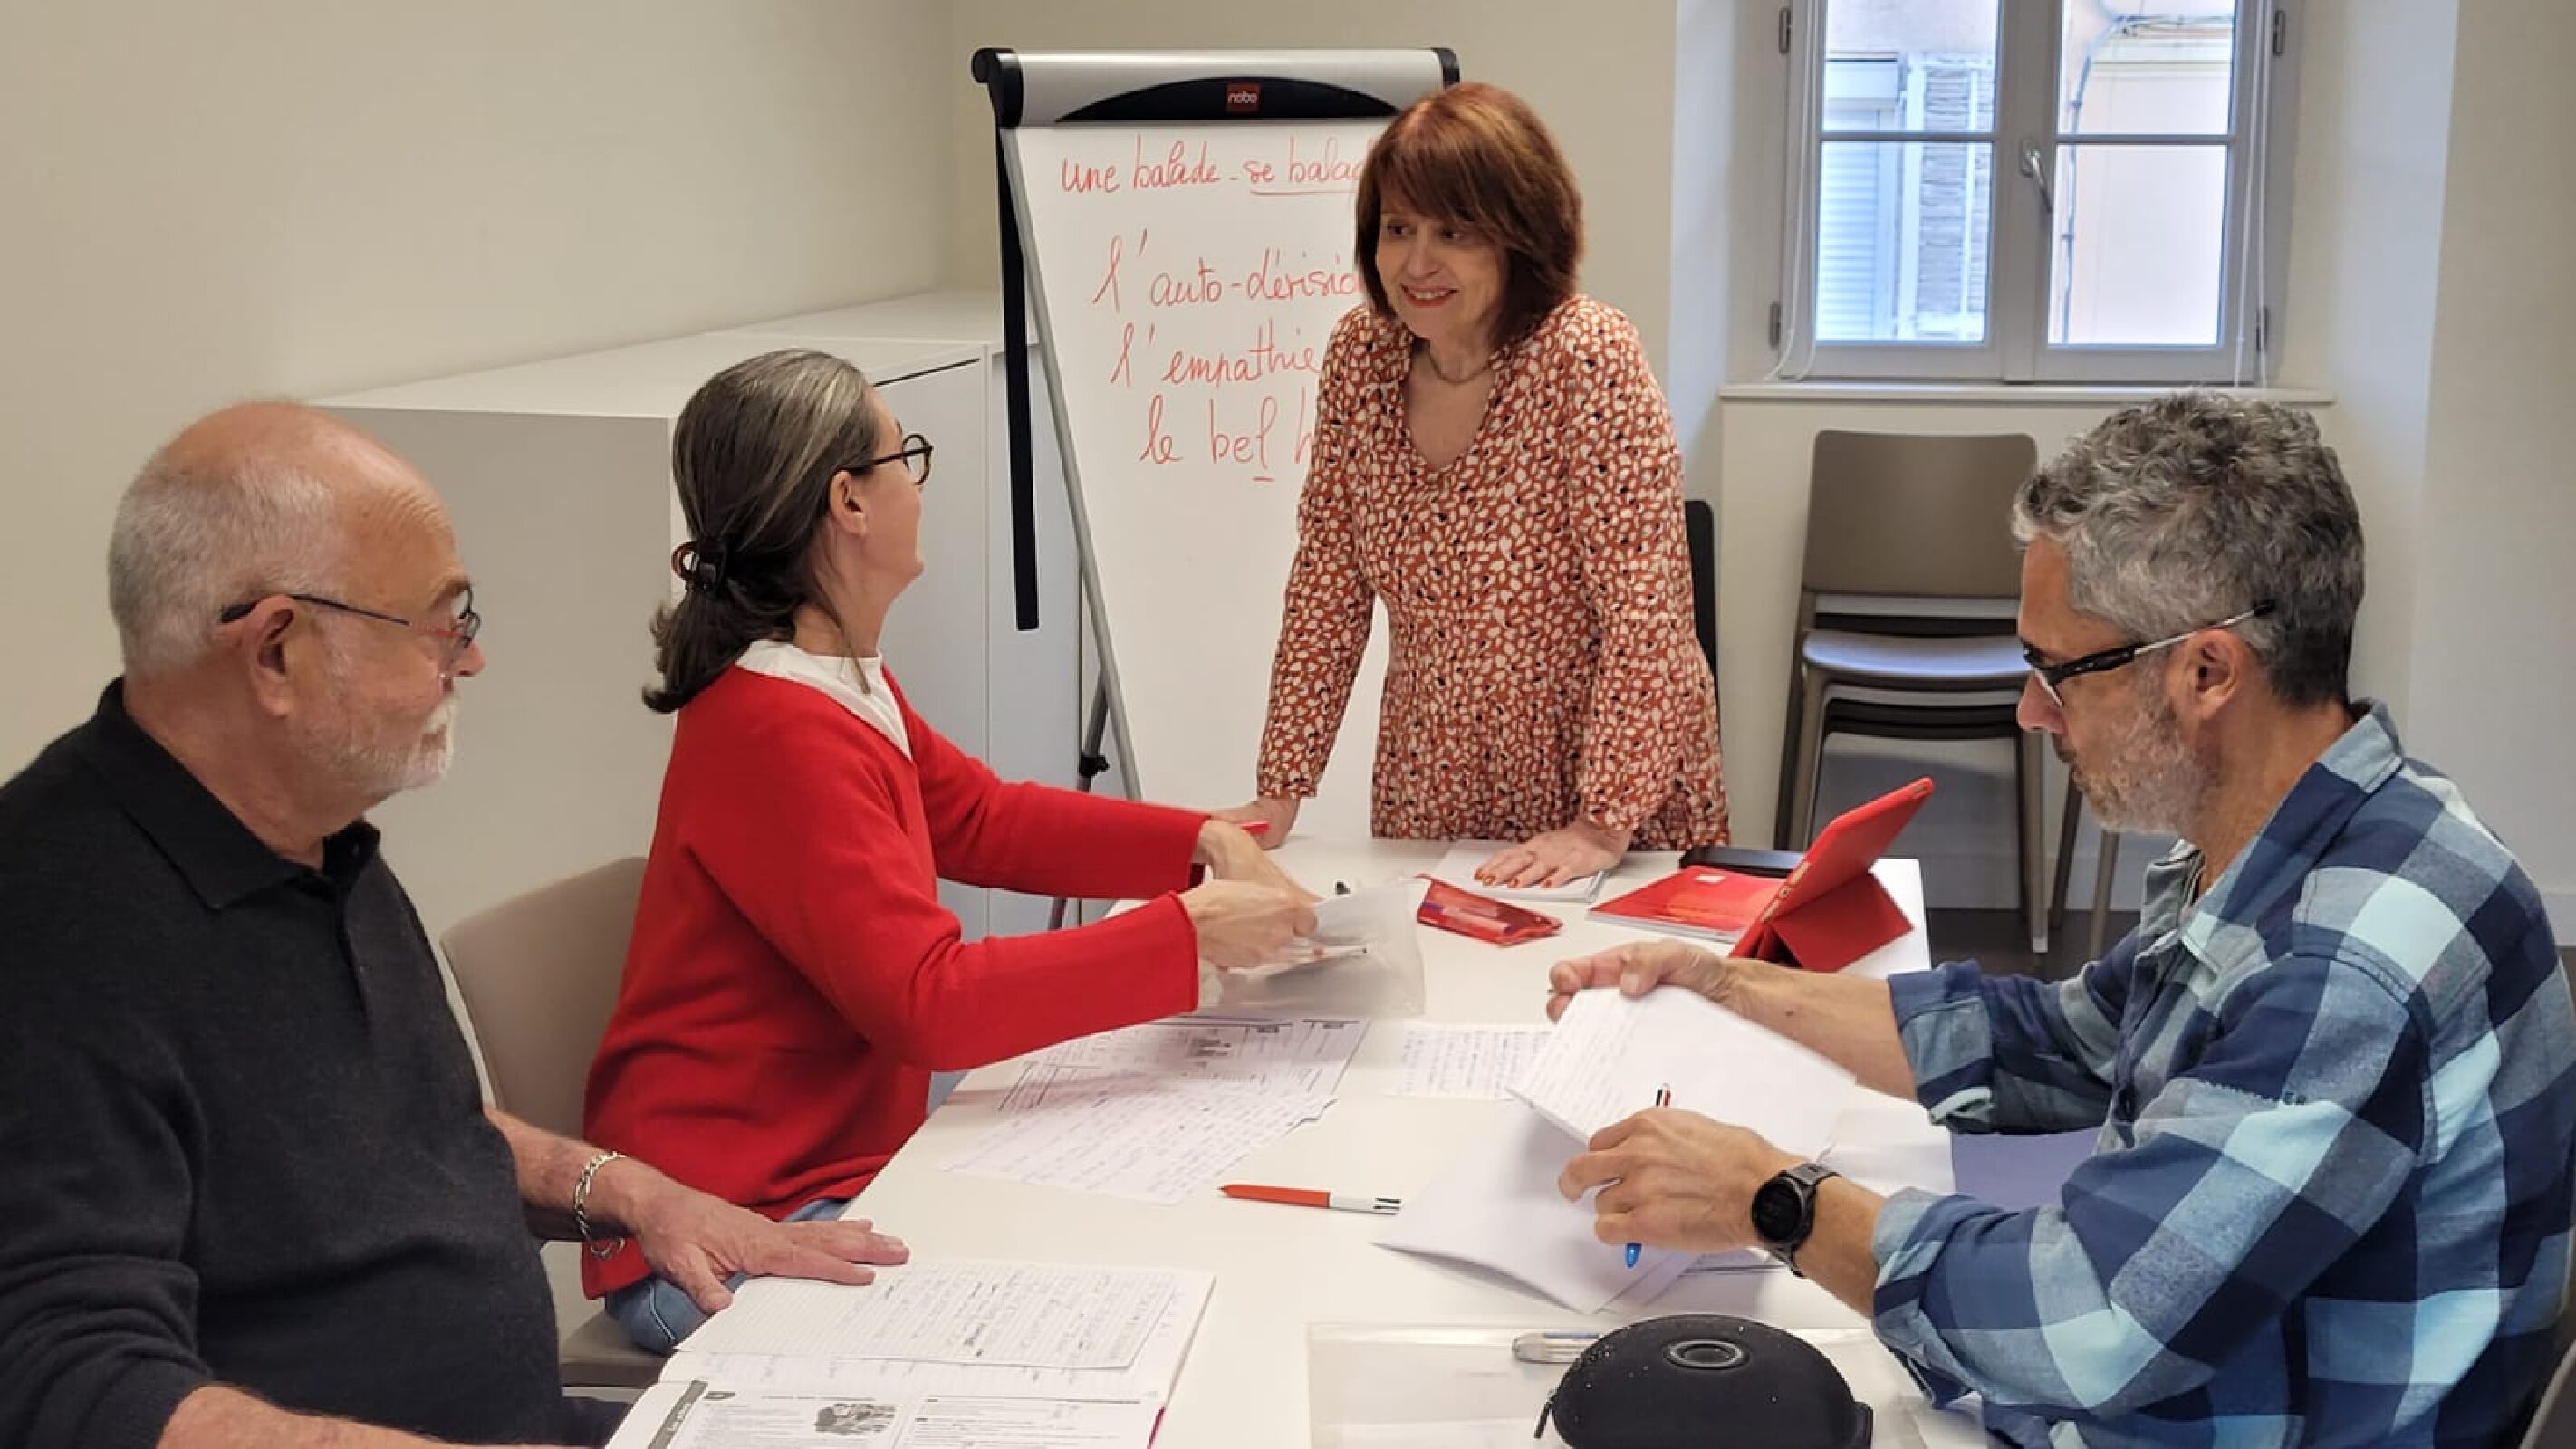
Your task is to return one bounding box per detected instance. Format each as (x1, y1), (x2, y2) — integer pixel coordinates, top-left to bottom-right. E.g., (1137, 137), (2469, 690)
(1391, 1024), (1552, 1100)
(947, 1076), (1334, 1204)
(1508, 988), (1852, 1156)
(1003, 1014), (1364, 1108)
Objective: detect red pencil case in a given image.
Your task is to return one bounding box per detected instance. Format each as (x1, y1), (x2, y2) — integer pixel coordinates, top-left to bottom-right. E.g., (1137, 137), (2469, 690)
(1415, 877), (1563, 946)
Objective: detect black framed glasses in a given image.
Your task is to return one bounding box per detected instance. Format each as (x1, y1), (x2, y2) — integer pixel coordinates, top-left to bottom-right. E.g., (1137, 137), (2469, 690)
(843, 432), (934, 486)
(216, 588), (482, 671)
(2023, 600), (2274, 712)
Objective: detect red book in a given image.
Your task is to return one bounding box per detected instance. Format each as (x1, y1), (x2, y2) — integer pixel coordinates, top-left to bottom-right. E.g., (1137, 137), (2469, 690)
(1591, 778), (1934, 973)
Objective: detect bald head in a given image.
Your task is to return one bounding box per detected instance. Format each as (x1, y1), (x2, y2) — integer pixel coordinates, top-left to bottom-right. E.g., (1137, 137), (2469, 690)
(109, 403), (437, 677)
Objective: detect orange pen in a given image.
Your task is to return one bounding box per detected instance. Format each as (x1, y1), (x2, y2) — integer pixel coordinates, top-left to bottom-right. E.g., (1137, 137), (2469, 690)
(1220, 1183), (1401, 1214)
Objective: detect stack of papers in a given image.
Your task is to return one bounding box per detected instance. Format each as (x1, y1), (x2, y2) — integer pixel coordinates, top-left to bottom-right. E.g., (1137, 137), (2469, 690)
(1506, 987), (1853, 1147)
(944, 1016), (1363, 1204)
(612, 1260), (1212, 1449)
(1432, 841), (1604, 904)
(1380, 988), (1856, 1314)
(1379, 1105), (1695, 1313)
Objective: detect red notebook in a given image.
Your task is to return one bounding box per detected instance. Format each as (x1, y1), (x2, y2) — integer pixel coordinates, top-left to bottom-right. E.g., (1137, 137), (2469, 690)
(1591, 778), (1934, 972)
(1585, 866), (1777, 943)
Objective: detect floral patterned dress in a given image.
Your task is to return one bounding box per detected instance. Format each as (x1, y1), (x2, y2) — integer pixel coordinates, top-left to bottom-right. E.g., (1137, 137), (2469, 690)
(1254, 296), (1729, 849)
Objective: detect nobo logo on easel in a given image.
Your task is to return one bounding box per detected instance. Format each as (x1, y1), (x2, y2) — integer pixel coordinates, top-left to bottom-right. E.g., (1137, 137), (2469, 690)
(1225, 82), (1261, 113)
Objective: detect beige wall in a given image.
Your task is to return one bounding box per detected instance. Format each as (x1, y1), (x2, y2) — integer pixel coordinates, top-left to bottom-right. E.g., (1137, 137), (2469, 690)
(2277, 0), (2460, 729)
(2408, 0), (2576, 922)
(0, 0), (954, 771)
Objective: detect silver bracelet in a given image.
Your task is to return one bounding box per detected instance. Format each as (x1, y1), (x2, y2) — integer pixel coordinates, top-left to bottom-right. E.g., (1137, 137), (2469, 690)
(572, 1149), (629, 1259)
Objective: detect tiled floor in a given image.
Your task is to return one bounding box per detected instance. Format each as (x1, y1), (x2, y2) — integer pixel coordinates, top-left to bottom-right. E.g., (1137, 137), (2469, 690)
(1922, 907), (2142, 980)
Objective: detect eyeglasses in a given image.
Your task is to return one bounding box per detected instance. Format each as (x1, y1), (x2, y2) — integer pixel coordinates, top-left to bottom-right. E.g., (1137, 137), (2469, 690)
(216, 588), (483, 671)
(842, 433), (934, 487)
(2023, 600), (2274, 712)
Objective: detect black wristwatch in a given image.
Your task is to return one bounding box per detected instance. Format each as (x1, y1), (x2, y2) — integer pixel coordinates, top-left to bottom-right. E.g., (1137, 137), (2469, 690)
(1750, 1161), (1840, 1276)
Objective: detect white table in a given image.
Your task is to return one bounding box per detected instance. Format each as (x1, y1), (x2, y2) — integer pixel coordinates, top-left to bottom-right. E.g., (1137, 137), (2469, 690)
(807, 840), (1983, 1445)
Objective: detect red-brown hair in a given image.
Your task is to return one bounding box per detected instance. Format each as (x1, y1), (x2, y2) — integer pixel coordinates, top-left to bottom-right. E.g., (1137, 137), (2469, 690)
(1355, 82), (1584, 349)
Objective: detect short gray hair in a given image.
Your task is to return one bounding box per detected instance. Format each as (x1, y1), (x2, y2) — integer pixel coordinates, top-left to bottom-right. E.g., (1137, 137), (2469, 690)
(2013, 393), (2363, 706)
(108, 447), (343, 677)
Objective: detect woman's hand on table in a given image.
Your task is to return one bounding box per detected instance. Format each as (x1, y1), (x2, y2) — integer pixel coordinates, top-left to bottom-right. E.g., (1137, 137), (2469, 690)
(1545, 938), (1733, 1021)
(1475, 820), (1625, 889)
(1209, 796), (1300, 849)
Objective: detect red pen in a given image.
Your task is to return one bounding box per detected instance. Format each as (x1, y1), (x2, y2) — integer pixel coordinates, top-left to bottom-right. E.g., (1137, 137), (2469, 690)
(1220, 1183), (1401, 1214)
(1239, 820), (1270, 838)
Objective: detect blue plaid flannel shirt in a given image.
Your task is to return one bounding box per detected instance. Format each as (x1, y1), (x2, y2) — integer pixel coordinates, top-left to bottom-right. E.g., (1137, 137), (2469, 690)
(1871, 704), (2576, 1446)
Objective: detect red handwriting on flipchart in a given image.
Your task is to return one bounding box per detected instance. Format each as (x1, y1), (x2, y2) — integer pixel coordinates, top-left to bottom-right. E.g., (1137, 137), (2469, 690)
(1131, 137), (1225, 190)
(1061, 156), (1121, 195)
(1064, 134), (1363, 484)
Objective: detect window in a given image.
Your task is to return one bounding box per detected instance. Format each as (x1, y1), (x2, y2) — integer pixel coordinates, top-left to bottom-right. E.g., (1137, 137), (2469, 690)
(1776, 0), (2296, 383)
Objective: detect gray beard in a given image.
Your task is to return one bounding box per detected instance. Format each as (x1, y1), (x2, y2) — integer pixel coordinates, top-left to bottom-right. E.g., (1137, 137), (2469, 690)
(2059, 686), (2209, 839)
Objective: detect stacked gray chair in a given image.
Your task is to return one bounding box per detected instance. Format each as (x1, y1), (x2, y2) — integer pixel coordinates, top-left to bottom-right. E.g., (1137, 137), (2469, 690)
(1773, 429), (2059, 954)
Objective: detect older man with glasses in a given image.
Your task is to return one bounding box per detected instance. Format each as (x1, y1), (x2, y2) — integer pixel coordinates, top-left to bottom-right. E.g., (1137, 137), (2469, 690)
(0, 403), (906, 1449)
(1548, 394), (2576, 1447)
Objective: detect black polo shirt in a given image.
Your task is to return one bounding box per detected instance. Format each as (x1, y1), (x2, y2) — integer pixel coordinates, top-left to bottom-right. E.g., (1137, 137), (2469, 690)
(0, 685), (572, 1447)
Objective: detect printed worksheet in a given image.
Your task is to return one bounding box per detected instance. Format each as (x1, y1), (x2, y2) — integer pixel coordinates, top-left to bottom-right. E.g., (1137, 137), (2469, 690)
(610, 1381), (1161, 1449)
(678, 1262), (1184, 1368)
(1004, 1014), (1365, 1108)
(667, 1264), (1212, 1405)
(1391, 1024), (1552, 1100)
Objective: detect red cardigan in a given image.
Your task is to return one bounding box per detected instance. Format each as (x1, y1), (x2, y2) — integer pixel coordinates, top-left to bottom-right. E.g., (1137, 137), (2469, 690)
(581, 667), (1206, 1297)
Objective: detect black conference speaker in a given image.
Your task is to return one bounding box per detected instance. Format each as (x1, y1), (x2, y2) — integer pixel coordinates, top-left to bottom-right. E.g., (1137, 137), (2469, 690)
(1537, 1314), (1871, 1449)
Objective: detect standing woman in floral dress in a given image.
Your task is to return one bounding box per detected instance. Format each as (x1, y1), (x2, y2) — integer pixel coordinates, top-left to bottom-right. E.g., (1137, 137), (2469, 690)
(1222, 82), (1728, 886)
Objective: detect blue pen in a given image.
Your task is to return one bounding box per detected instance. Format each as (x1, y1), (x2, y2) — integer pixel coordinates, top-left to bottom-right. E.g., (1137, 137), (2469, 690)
(1623, 1084), (1674, 1268)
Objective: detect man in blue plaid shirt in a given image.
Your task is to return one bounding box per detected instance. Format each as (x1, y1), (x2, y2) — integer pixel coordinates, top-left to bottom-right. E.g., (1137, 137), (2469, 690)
(1552, 394), (2576, 1446)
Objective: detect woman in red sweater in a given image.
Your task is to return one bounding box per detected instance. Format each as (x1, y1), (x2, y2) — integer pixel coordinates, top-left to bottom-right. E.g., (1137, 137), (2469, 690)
(583, 349), (1316, 1350)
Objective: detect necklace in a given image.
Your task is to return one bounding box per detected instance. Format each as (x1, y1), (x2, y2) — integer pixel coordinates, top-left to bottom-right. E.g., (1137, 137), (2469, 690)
(1418, 342), (1496, 386)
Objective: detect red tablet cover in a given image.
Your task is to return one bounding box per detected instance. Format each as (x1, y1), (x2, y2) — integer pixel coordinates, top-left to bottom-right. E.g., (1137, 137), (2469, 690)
(1735, 777), (1933, 972)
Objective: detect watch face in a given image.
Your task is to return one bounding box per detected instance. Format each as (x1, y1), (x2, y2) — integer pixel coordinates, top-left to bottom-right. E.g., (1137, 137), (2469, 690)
(1751, 1176), (1802, 1244)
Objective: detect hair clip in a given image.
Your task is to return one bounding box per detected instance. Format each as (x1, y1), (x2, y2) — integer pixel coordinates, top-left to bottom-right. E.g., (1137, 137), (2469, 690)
(669, 537), (732, 596)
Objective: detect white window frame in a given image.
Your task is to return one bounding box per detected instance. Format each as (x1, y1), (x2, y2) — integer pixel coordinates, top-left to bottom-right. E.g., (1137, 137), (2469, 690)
(1773, 0), (2301, 385)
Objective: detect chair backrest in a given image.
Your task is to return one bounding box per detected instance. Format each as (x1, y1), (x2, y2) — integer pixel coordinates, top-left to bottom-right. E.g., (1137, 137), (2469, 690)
(1684, 497), (1718, 685)
(2519, 1333), (2576, 1449)
(440, 857), (648, 1138)
(1801, 431), (2038, 600)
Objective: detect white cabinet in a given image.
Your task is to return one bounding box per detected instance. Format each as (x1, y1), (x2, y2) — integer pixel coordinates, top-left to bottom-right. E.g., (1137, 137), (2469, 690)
(321, 295), (1085, 945)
